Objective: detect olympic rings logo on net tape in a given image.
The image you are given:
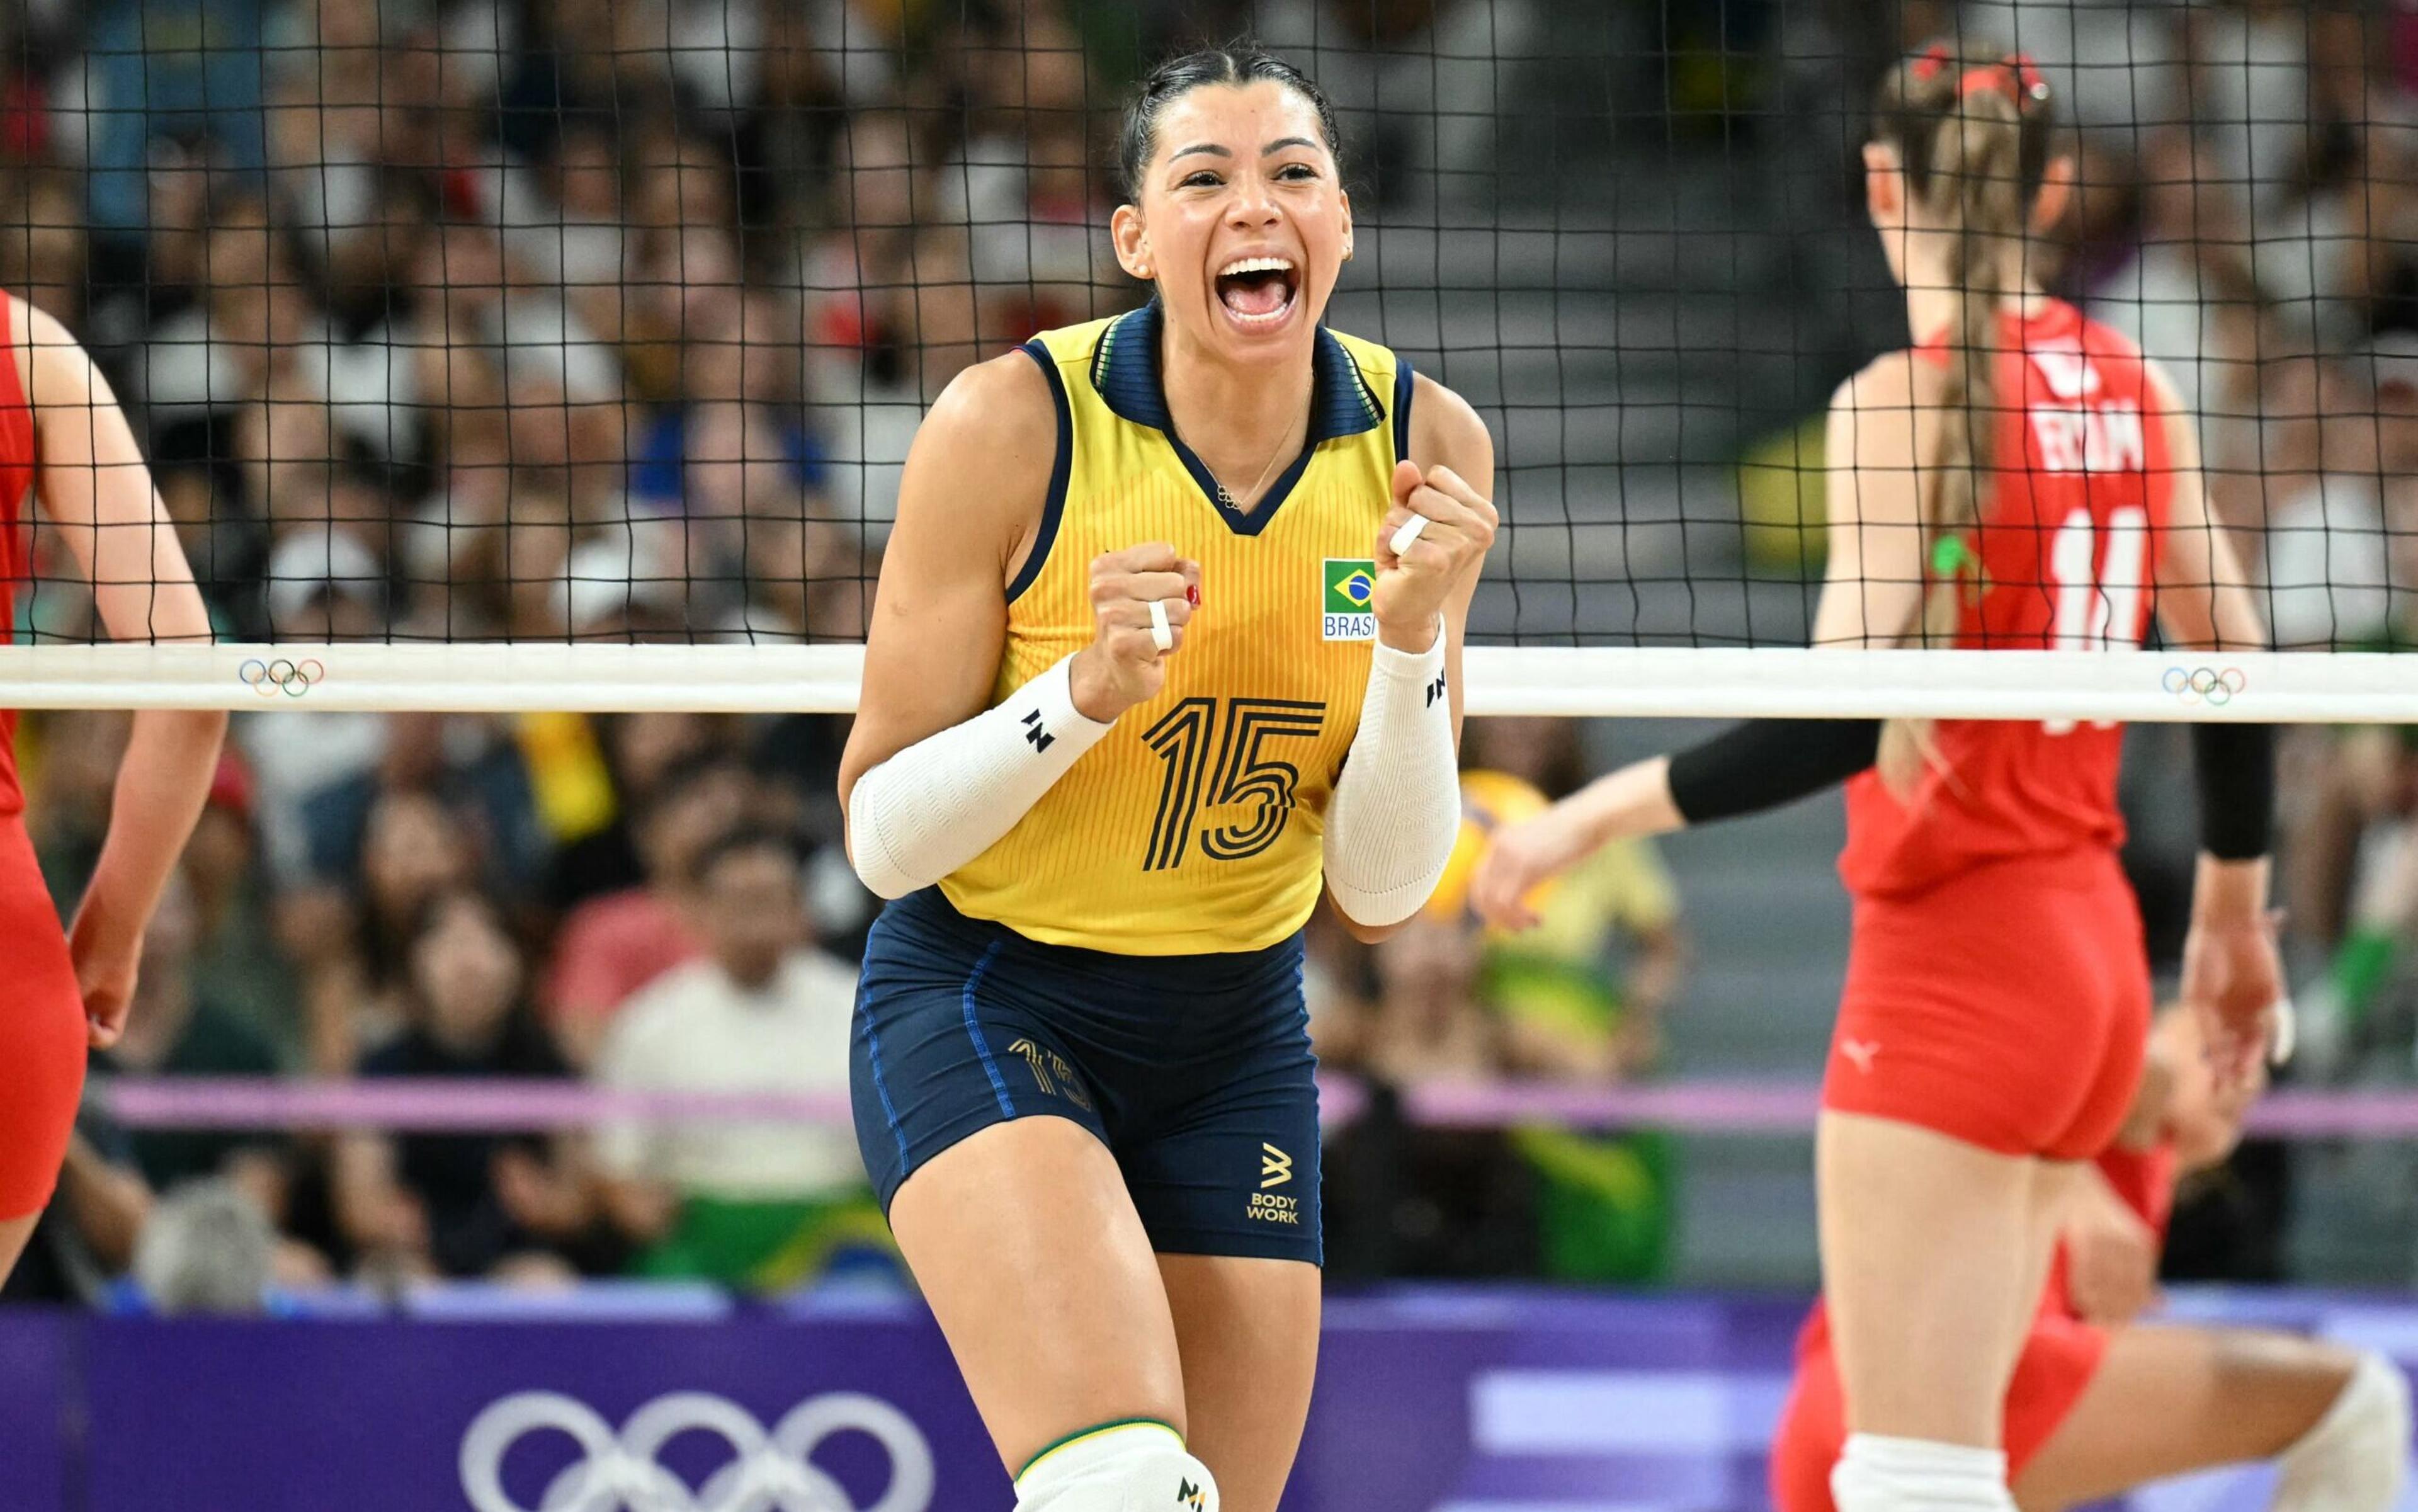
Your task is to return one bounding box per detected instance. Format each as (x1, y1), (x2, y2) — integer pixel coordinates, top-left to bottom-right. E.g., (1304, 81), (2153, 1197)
(460, 1389), (937, 1512)
(237, 657), (324, 698)
(2162, 666), (2249, 707)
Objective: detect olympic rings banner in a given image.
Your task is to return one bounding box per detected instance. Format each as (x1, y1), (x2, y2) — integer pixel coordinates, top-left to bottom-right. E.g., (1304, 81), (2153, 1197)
(0, 1289), (2411, 1511)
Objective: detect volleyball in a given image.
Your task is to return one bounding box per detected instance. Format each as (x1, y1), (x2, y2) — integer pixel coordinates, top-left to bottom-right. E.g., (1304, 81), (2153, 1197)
(1425, 768), (1557, 924)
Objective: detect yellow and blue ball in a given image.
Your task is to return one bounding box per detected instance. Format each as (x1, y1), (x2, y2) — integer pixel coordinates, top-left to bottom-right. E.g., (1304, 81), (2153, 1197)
(1424, 768), (1559, 924)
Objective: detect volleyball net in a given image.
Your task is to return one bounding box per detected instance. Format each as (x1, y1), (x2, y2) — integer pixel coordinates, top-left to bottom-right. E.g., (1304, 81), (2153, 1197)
(0, 0), (2410, 719)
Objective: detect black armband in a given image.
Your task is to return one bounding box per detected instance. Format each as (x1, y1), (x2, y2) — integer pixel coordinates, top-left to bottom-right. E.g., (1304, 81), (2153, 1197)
(2191, 722), (2274, 861)
(1666, 719), (1881, 826)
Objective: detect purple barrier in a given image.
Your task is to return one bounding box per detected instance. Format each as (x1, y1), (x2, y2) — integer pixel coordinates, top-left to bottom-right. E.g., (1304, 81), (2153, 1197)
(96, 1075), (2418, 1139)
(0, 1289), (2412, 1512)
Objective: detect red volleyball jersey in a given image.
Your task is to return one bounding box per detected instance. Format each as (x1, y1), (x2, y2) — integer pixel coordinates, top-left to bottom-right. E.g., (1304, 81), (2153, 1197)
(0, 294), (34, 816)
(1839, 300), (2179, 899)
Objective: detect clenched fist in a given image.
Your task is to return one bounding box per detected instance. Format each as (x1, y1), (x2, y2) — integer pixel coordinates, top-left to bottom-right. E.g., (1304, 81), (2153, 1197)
(1069, 543), (1203, 722)
(1373, 460), (1497, 653)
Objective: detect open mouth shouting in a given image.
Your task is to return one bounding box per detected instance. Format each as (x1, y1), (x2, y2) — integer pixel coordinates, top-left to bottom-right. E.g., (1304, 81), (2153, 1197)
(1214, 254), (1300, 331)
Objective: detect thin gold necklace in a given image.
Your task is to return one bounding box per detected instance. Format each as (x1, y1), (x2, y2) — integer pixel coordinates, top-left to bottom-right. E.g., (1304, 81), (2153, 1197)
(1176, 394), (1306, 512)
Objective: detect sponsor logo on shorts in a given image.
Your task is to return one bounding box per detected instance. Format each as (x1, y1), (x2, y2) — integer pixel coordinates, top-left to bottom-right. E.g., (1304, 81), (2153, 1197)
(1006, 1038), (1092, 1111)
(1839, 1038), (1880, 1075)
(1323, 559), (1376, 641)
(1259, 1142), (1293, 1189)
(1249, 1143), (1302, 1225)
(1247, 1191), (1302, 1225)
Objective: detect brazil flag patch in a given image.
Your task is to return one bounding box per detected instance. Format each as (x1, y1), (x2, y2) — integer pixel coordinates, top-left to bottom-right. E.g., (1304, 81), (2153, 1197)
(1323, 559), (1377, 641)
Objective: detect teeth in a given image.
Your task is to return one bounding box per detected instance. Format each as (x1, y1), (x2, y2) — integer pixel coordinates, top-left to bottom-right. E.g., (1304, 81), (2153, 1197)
(1218, 256), (1295, 277)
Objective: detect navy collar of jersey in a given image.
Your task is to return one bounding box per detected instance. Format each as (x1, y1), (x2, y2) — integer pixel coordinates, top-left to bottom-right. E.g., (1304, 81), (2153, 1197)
(1087, 300), (1385, 535)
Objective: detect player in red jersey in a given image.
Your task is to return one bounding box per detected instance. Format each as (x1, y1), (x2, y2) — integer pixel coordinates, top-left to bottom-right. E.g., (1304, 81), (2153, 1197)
(1774, 1005), (2409, 1511)
(1472, 44), (2282, 1512)
(0, 290), (225, 1283)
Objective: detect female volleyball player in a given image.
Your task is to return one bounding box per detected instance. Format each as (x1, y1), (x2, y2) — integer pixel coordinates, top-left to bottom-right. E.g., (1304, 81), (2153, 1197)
(839, 46), (1496, 1512)
(1473, 44), (2282, 1512)
(0, 292), (227, 1283)
(1772, 1005), (2409, 1512)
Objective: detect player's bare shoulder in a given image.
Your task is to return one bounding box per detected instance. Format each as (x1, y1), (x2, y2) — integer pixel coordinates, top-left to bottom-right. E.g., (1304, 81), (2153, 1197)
(1407, 372), (1493, 476)
(1833, 348), (1922, 418)
(897, 346), (1062, 579)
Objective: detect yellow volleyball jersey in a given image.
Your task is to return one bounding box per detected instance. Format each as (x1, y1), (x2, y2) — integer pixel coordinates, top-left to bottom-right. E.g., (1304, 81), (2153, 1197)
(940, 302), (1414, 954)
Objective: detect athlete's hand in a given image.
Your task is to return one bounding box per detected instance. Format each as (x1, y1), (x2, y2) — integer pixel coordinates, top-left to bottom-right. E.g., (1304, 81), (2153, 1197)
(1373, 460), (1496, 653)
(2180, 905), (2287, 1088)
(1472, 805), (1595, 931)
(2061, 1183), (2162, 1326)
(1069, 543), (1203, 722)
(67, 916), (140, 1050)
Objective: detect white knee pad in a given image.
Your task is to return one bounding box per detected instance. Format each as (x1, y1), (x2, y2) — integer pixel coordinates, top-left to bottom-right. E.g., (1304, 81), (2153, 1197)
(2273, 1353), (2411, 1512)
(1831, 1433), (2019, 1512)
(1013, 1421), (1218, 1512)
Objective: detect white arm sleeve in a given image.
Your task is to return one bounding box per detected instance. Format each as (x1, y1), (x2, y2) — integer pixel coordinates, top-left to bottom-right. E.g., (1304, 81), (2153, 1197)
(1322, 624), (1462, 927)
(846, 656), (1115, 900)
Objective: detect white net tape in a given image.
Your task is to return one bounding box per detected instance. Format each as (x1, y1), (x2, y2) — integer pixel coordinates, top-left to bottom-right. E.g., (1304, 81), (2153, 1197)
(4, 642), (2391, 720)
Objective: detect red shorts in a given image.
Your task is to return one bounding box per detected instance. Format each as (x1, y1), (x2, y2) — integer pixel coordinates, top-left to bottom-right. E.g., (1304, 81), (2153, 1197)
(1826, 850), (2150, 1160)
(1769, 1304), (2109, 1512)
(0, 814), (86, 1219)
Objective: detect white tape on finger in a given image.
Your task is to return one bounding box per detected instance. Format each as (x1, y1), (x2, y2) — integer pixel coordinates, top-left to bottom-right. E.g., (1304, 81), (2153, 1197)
(1148, 598), (1174, 652)
(1389, 514), (1429, 557)
(2270, 995), (2297, 1066)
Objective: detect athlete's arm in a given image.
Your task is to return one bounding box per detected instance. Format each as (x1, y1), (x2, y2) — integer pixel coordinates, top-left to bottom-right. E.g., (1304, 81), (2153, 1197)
(837, 350), (1199, 899)
(1402, 373), (1495, 734)
(2058, 1166), (2162, 1326)
(1809, 351), (1927, 651)
(2114, 1028), (2179, 1152)
(16, 299), (227, 1049)
(2146, 361), (2286, 1078)
(1471, 361), (1919, 930)
(1321, 374), (1496, 940)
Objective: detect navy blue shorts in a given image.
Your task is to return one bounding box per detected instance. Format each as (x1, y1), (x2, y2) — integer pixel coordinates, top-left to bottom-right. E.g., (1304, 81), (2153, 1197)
(849, 888), (1320, 1265)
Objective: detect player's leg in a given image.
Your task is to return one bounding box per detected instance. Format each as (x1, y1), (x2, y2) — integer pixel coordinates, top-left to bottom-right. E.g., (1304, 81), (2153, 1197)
(853, 894), (1220, 1509)
(1819, 1110), (2057, 1509)
(1822, 860), (2150, 1511)
(1157, 1254), (1320, 1512)
(1122, 979), (1325, 1512)
(886, 1118), (1213, 1498)
(2012, 1325), (2409, 1511)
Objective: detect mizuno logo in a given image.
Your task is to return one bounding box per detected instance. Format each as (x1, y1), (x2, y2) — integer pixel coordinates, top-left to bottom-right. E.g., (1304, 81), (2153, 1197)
(1260, 1143), (1293, 1188)
(1020, 710), (1053, 752)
